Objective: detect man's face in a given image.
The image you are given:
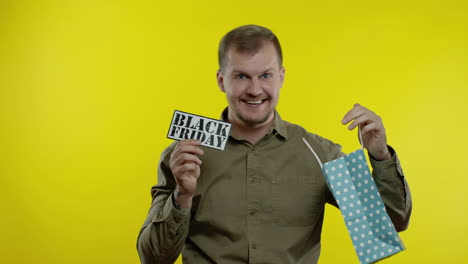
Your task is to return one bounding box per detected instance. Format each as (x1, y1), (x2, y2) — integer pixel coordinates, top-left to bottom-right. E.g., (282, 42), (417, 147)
(217, 42), (285, 127)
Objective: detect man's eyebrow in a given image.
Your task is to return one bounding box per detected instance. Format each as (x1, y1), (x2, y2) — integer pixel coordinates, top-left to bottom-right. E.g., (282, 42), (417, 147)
(231, 68), (276, 75)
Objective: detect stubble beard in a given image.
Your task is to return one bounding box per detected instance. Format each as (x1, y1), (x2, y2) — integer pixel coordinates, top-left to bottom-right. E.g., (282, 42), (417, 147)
(235, 108), (274, 128)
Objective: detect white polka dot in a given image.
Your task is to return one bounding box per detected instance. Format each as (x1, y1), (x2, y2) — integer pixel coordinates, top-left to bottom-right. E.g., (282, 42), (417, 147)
(336, 191), (341, 195)
(346, 162), (350, 166)
(343, 197), (347, 202)
(370, 213), (374, 217)
(358, 164), (362, 169)
(347, 221), (353, 226)
(370, 204), (374, 208)
(342, 206), (347, 210)
(364, 180), (369, 185)
(366, 249), (371, 254)
(339, 164), (343, 168)
(377, 201), (381, 206)
(338, 173), (343, 177)
(358, 173), (362, 178)
(351, 185), (355, 190)
(353, 236), (358, 241)
(368, 239), (372, 244)
(361, 224), (366, 229)
(361, 234), (366, 238)
(366, 258), (370, 262)
(359, 155), (363, 160)
(376, 219), (380, 224)
(350, 203), (354, 208)
(364, 198), (368, 202)
(388, 248), (393, 253)
(349, 212), (353, 217)
(352, 177), (356, 181)
(345, 170), (350, 174)
(380, 252), (385, 256)
(370, 186), (375, 190)
(382, 226), (386, 230)
(356, 209), (361, 214)
(382, 216), (387, 221)
(358, 183), (362, 187)
(375, 228), (380, 233)
(344, 179), (349, 184)
(354, 227), (359, 232)
(376, 210), (380, 215)
(364, 189), (369, 193)
(358, 192), (362, 196)
(359, 251), (364, 256)
(364, 171), (369, 175)
(337, 182), (342, 186)
(331, 167), (336, 171)
(344, 188), (348, 193)
(368, 231), (373, 235)
(357, 201), (361, 205)
(331, 176), (335, 180)
(352, 168), (356, 172)
(373, 254), (378, 259)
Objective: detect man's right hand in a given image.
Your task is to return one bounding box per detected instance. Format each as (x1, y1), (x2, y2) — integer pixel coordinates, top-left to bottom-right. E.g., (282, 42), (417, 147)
(169, 139), (204, 209)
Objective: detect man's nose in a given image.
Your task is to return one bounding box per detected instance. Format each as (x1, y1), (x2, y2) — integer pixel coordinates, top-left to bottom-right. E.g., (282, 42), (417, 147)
(246, 79), (262, 97)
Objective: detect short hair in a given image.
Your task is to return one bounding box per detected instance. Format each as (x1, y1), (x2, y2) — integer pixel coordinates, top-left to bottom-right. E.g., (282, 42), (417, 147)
(218, 24), (283, 71)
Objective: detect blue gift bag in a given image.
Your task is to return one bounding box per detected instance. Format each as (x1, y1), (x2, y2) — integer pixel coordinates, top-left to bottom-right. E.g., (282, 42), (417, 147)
(303, 136), (405, 264)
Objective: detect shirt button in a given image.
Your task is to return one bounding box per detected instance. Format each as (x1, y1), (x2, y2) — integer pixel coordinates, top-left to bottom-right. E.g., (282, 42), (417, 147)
(250, 177), (255, 183)
(249, 210), (255, 216)
(252, 243), (257, 249)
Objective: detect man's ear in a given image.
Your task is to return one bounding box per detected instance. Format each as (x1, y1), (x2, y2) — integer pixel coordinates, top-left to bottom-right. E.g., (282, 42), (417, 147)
(279, 66), (286, 86)
(217, 70), (225, 92)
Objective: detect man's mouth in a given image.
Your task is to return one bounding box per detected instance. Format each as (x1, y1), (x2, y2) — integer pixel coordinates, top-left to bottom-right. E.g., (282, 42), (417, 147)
(245, 100), (264, 105)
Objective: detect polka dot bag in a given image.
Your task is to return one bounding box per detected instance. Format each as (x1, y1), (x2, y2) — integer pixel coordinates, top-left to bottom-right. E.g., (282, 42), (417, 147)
(303, 135), (405, 264)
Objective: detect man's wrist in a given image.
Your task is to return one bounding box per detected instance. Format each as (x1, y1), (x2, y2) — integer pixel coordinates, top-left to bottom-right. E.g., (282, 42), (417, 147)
(173, 188), (193, 209)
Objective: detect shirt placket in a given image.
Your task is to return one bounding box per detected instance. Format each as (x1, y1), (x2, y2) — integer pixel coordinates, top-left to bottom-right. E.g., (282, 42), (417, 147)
(246, 146), (260, 264)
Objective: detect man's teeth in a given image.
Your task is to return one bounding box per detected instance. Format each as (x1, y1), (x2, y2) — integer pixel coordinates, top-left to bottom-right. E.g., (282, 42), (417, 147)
(246, 100), (263, 104)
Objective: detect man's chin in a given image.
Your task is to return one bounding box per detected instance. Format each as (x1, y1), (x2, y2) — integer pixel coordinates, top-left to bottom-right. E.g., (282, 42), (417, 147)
(238, 112), (273, 127)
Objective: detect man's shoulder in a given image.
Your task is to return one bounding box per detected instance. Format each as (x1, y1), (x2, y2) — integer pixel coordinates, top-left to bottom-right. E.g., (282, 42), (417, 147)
(280, 119), (342, 160)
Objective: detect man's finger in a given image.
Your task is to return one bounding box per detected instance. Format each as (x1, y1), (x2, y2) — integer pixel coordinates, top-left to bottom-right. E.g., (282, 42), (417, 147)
(171, 153), (203, 168)
(342, 104), (367, 125)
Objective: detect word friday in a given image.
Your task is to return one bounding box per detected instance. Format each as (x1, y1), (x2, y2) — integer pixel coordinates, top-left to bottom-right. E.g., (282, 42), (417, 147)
(167, 110), (231, 150)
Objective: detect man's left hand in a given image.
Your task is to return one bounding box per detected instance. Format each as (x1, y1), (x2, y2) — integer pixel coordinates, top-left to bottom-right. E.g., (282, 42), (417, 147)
(342, 103), (391, 161)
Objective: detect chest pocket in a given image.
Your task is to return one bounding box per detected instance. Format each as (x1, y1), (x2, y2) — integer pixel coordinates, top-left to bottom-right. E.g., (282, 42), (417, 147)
(272, 172), (327, 227)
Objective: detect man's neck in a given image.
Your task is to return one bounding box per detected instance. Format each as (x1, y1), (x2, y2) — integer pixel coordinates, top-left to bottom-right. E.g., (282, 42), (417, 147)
(228, 113), (275, 145)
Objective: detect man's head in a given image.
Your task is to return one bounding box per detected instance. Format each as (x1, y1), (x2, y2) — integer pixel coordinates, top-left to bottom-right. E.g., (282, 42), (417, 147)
(218, 25), (283, 72)
(217, 25), (285, 128)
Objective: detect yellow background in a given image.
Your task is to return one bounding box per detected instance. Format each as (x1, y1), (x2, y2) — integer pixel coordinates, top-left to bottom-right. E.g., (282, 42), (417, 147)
(1, 0), (467, 263)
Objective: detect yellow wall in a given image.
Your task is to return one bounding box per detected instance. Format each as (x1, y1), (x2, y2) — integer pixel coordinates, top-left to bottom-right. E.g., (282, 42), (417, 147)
(1, 0), (467, 263)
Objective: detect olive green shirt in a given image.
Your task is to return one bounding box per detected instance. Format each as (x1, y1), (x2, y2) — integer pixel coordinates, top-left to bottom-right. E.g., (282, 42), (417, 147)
(137, 110), (412, 264)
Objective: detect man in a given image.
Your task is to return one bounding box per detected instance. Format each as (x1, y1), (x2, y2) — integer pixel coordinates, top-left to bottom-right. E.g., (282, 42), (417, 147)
(137, 25), (412, 264)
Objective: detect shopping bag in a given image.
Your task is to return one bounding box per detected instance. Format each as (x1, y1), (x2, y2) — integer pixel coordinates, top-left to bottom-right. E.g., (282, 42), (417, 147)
(303, 136), (405, 264)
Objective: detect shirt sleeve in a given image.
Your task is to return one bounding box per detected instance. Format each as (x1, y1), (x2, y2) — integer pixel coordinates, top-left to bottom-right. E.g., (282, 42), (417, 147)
(137, 144), (192, 264)
(369, 145), (412, 232)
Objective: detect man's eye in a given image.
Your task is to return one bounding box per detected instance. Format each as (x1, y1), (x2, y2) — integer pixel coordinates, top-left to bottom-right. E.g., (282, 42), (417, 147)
(261, 73), (271, 78)
(236, 74), (247, 79)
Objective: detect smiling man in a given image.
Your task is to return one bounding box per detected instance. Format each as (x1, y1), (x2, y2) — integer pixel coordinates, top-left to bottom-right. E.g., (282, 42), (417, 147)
(137, 25), (412, 264)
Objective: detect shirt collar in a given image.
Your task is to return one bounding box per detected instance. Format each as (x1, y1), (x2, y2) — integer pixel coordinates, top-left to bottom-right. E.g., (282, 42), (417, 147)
(220, 107), (288, 140)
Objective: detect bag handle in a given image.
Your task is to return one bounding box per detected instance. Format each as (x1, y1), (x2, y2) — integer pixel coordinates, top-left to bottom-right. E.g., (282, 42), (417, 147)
(302, 128), (364, 169)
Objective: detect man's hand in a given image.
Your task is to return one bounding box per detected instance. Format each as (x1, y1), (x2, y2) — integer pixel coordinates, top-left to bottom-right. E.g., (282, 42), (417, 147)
(169, 139), (204, 209)
(341, 104), (391, 161)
